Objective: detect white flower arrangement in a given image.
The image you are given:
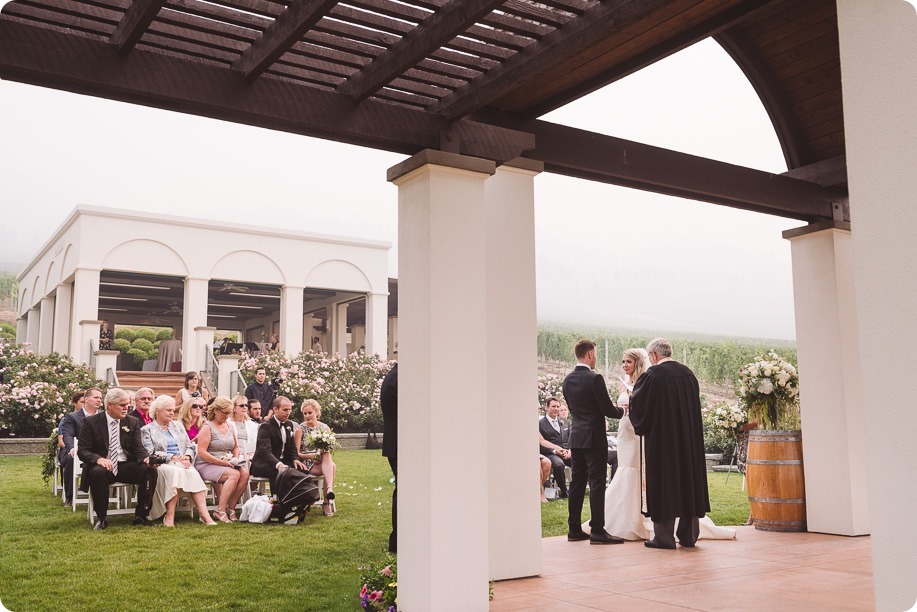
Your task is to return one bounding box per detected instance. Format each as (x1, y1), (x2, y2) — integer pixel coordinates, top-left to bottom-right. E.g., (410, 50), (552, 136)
(305, 427), (339, 453)
(737, 351), (800, 430)
(706, 401), (746, 434)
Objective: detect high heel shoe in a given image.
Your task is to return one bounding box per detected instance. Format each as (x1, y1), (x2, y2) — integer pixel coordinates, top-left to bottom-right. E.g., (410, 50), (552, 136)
(323, 491), (336, 516)
(199, 517), (218, 526)
(163, 517), (175, 527)
(213, 510), (231, 524)
(227, 509), (237, 522)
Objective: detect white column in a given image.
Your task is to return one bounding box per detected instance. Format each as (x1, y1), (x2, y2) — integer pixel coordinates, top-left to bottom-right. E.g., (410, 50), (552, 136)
(69, 268), (100, 363)
(280, 285), (305, 357)
(784, 222), (867, 536)
(16, 317), (27, 344)
(837, 2), (917, 608)
(389, 150), (494, 611)
(217, 355), (243, 397)
(94, 350), (120, 380)
(350, 325), (365, 353)
(25, 307), (40, 348)
(387, 316), (398, 360)
(38, 296), (55, 354)
(365, 292), (388, 357)
(484, 159), (543, 579)
(78, 319), (102, 367)
(325, 305), (335, 352)
(181, 277), (209, 372)
(333, 302), (349, 355)
(303, 314), (316, 351)
(52, 283), (72, 355)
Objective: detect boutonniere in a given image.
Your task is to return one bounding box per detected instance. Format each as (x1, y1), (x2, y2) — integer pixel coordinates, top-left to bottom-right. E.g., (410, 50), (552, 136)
(121, 425), (130, 433)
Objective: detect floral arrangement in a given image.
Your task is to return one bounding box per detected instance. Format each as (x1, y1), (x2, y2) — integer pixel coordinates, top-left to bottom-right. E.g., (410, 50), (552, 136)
(305, 427), (339, 453)
(737, 351), (800, 430)
(42, 427), (59, 484)
(0, 341), (106, 438)
(705, 401), (747, 434)
(536, 373), (564, 409)
(358, 555), (397, 611)
(240, 351), (395, 433)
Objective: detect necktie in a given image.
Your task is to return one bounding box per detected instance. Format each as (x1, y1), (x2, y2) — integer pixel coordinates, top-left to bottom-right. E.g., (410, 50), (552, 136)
(108, 419), (120, 476)
(279, 423), (287, 455)
(552, 419), (561, 433)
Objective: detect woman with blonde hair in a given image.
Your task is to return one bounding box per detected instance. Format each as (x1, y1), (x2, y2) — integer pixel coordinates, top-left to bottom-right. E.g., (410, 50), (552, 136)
(178, 396), (207, 442)
(294, 399), (337, 516)
(194, 397), (250, 522)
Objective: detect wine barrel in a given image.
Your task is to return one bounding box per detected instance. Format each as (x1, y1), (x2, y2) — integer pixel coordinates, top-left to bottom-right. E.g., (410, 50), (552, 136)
(746, 430), (806, 532)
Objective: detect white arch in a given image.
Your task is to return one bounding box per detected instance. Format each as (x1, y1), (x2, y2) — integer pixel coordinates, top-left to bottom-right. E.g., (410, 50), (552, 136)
(60, 243), (76, 281)
(304, 259), (372, 292)
(31, 275), (43, 303)
(101, 239), (189, 276)
(19, 287), (30, 316)
(45, 260), (58, 294)
(210, 250), (285, 285)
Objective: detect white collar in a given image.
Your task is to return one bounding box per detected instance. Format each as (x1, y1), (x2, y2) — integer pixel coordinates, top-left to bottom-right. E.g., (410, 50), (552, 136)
(575, 362), (592, 370)
(105, 412), (120, 427)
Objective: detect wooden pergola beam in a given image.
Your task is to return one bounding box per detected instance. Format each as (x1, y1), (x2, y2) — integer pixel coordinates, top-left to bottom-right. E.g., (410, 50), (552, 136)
(109, 0), (168, 54)
(232, 0), (339, 81)
(337, 0), (505, 103)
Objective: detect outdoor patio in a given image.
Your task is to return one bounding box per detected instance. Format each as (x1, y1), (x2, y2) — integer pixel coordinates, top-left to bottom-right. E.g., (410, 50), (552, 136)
(491, 527), (874, 611)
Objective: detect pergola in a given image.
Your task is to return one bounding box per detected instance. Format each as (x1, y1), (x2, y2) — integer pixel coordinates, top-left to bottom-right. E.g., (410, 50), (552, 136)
(1, 0), (913, 609)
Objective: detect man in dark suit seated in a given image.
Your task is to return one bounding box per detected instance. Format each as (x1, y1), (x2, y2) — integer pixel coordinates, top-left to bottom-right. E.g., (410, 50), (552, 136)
(250, 396), (308, 486)
(77, 388), (158, 530)
(539, 396), (572, 498)
(59, 388), (102, 506)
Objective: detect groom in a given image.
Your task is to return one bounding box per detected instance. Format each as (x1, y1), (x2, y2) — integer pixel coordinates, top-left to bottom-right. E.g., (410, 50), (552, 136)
(563, 339), (626, 544)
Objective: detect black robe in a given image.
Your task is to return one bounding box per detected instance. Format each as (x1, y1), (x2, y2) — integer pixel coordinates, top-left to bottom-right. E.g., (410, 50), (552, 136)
(629, 360), (710, 521)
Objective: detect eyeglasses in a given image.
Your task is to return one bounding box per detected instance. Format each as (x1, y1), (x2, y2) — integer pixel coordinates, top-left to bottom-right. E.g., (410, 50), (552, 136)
(236, 403), (249, 408)
(138, 396), (153, 402)
(191, 404), (205, 409)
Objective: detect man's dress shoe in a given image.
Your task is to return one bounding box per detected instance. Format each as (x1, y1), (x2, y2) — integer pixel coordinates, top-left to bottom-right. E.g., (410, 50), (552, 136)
(567, 530), (590, 542)
(589, 531), (625, 545)
(644, 539), (676, 549)
(132, 516), (155, 526)
(93, 519), (108, 530)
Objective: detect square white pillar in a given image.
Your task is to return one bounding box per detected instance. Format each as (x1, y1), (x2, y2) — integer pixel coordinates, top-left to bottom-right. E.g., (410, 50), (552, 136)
(303, 314), (317, 351)
(78, 319), (102, 367)
(837, 2), (917, 607)
(365, 292), (388, 357)
(16, 317), (27, 344)
(217, 355), (243, 397)
(25, 307), (40, 348)
(69, 268), (100, 363)
(52, 283), (72, 355)
(94, 350), (120, 380)
(182, 277), (209, 372)
(195, 325), (217, 372)
(350, 324), (365, 354)
(784, 222), (868, 536)
(38, 296), (55, 354)
(333, 302), (348, 355)
(484, 159), (543, 579)
(389, 150), (495, 611)
(280, 285), (305, 357)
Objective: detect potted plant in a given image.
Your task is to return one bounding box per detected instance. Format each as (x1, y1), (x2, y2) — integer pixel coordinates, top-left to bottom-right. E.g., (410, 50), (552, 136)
(736, 352), (805, 532)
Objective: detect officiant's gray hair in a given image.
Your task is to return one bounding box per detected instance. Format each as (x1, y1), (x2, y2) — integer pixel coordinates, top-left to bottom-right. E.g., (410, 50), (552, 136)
(646, 337), (673, 359)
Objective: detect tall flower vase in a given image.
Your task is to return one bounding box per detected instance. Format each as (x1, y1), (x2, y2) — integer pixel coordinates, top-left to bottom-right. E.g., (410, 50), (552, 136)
(746, 430), (807, 532)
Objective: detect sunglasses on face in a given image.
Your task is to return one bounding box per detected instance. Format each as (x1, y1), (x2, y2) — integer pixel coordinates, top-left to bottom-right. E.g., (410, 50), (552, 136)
(236, 403), (249, 408)
(191, 404), (205, 409)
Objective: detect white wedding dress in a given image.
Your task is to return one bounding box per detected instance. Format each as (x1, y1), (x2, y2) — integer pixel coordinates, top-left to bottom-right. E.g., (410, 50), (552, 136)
(591, 409), (736, 542)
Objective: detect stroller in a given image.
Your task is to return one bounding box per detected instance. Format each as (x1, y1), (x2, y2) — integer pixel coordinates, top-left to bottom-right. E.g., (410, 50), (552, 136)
(270, 468), (321, 524)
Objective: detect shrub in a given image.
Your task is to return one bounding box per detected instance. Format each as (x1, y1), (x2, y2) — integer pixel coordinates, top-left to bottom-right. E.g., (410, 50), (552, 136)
(0, 341), (106, 437)
(128, 348), (149, 367)
(134, 327), (157, 342)
(114, 328), (136, 342)
(113, 338), (131, 353)
(131, 338), (154, 353)
(156, 328), (174, 341)
(0, 323), (15, 340)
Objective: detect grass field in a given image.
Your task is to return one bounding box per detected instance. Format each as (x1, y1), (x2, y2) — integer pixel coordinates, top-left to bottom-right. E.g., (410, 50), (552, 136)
(0, 454), (749, 610)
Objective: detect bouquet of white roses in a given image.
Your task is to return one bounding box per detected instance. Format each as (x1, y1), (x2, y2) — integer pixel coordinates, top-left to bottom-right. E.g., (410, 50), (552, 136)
(707, 401), (746, 434)
(737, 351), (800, 430)
(305, 427), (339, 453)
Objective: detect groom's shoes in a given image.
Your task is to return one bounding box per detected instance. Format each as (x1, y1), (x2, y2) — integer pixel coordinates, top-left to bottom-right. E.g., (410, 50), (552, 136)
(644, 539), (676, 550)
(589, 531), (625, 545)
(567, 530), (590, 542)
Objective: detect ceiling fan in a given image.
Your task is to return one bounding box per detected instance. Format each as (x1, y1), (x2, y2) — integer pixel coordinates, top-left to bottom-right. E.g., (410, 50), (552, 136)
(218, 283), (249, 292)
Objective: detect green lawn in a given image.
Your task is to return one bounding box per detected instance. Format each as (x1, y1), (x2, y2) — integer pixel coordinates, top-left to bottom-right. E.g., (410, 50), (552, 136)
(0, 454), (749, 610)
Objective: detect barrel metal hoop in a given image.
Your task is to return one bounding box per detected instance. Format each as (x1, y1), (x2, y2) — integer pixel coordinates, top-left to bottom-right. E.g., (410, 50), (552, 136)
(749, 436), (801, 442)
(746, 459), (803, 465)
(748, 496), (806, 504)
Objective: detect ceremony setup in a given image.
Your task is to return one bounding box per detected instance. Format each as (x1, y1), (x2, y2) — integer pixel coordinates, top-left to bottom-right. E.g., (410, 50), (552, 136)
(1, 0), (915, 610)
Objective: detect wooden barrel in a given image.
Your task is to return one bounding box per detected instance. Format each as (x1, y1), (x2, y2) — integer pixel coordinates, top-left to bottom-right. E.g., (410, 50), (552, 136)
(746, 430), (806, 532)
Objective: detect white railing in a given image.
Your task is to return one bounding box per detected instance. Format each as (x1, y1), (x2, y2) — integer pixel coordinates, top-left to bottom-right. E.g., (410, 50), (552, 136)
(106, 368), (119, 387)
(88, 339), (97, 369)
(205, 344), (218, 391)
(231, 370), (247, 396)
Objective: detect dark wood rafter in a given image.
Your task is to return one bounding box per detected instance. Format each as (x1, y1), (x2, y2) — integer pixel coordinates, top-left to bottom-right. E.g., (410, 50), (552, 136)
(108, 0), (167, 53)
(338, 0), (507, 103)
(433, 0), (672, 120)
(232, 0), (338, 80)
(781, 155), (846, 187)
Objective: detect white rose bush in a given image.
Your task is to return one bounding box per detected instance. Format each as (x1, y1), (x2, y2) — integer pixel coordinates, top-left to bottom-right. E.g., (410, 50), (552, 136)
(736, 351), (800, 430)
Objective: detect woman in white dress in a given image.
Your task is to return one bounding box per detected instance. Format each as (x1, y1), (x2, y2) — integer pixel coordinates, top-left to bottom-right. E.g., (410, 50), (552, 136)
(600, 348), (735, 542)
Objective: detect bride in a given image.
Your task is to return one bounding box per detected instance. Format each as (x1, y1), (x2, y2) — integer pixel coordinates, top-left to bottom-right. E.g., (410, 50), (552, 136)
(595, 348), (735, 542)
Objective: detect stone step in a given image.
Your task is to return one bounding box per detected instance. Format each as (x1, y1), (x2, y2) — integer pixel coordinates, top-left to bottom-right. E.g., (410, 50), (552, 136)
(116, 371), (189, 399)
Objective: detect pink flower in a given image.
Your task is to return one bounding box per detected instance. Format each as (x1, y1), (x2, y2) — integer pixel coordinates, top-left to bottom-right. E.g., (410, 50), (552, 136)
(381, 565), (393, 577)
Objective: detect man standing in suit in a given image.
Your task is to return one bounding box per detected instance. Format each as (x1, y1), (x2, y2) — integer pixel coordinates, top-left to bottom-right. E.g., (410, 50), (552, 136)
(59, 387), (103, 506)
(539, 396), (571, 498)
(563, 339), (626, 545)
(250, 396), (308, 486)
(77, 388), (158, 530)
(380, 363), (398, 553)
(630, 338), (710, 549)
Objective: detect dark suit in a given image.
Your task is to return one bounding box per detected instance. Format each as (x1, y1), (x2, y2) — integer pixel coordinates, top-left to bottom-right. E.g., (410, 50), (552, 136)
(562, 364), (624, 534)
(539, 416), (570, 496)
(77, 412), (157, 521)
(250, 418), (298, 486)
(380, 363), (398, 553)
(58, 409), (88, 501)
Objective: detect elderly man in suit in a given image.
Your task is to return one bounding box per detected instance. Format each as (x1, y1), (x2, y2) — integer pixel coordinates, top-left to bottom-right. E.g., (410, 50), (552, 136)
(59, 388), (103, 506)
(563, 339), (626, 545)
(539, 396), (572, 498)
(250, 396), (308, 486)
(77, 388), (158, 530)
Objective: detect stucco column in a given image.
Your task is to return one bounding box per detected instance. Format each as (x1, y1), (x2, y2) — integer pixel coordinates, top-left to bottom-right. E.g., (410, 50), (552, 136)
(365, 292), (388, 357)
(387, 316), (398, 360)
(837, 2), (917, 608)
(280, 285), (304, 357)
(94, 350), (120, 381)
(181, 277), (209, 372)
(484, 159), (543, 580)
(784, 222), (867, 536)
(78, 319), (102, 367)
(38, 296), (55, 354)
(389, 150), (494, 611)
(52, 283), (72, 355)
(303, 314), (317, 351)
(332, 302), (348, 355)
(350, 324), (365, 354)
(69, 268), (100, 363)
(25, 307), (40, 348)
(217, 354), (243, 397)
(16, 317), (27, 344)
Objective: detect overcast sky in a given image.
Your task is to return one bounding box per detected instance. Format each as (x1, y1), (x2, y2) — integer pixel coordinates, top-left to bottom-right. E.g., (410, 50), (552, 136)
(0, 38), (801, 340)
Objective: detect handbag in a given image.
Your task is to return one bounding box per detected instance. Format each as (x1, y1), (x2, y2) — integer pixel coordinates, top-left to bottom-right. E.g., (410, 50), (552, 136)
(240, 494), (273, 523)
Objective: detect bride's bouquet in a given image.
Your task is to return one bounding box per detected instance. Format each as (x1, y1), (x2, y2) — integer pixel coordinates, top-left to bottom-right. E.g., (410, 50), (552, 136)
(305, 428), (339, 453)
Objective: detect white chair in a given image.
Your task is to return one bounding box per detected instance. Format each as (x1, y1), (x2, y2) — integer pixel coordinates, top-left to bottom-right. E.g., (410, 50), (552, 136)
(52, 452), (64, 498)
(70, 442), (90, 511)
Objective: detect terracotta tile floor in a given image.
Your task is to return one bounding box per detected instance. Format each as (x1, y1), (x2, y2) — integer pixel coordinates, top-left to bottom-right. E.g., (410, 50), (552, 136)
(491, 527), (874, 611)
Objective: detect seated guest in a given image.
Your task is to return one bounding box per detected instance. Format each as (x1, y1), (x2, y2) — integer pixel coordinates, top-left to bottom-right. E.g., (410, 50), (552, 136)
(58, 392), (84, 449)
(539, 396), (571, 498)
(251, 396), (308, 487)
(128, 387), (155, 427)
(140, 395), (217, 526)
(539, 455), (552, 503)
(194, 397), (250, 523)
(229, 395), (259, 460)
(175, 371), (210, 406)
(59, 389), (100, 506)
(247, 400), (263, 423)
(178, 397), (207, 442)
(293, 399), (337, 516)
(77, 388), (158, 530)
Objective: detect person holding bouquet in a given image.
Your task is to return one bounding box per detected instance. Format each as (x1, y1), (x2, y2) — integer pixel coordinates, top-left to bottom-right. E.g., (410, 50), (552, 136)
(294, 399), (337, 516)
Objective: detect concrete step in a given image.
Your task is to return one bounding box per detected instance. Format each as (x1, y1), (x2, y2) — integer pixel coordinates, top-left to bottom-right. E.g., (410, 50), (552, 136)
(116, 371), (189, 399)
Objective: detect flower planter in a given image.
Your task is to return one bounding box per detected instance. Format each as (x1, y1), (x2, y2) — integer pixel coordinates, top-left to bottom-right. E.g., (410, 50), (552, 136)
(746, 430), (806, 532)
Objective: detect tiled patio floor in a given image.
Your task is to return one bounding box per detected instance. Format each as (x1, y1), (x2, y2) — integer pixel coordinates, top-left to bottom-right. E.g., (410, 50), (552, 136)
(491, 527), (874, 611)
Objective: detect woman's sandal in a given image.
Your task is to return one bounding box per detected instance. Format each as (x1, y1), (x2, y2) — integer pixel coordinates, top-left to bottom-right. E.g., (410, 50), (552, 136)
(213, 510), (231, 524)
(227, 509), (238, 522)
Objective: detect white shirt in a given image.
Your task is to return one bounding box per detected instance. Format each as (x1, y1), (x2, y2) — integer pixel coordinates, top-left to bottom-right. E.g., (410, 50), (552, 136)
(104, 412), (128, 462)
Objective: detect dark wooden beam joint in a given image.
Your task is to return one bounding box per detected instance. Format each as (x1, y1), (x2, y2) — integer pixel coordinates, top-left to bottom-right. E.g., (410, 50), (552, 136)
(109, 0), (168, 55)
